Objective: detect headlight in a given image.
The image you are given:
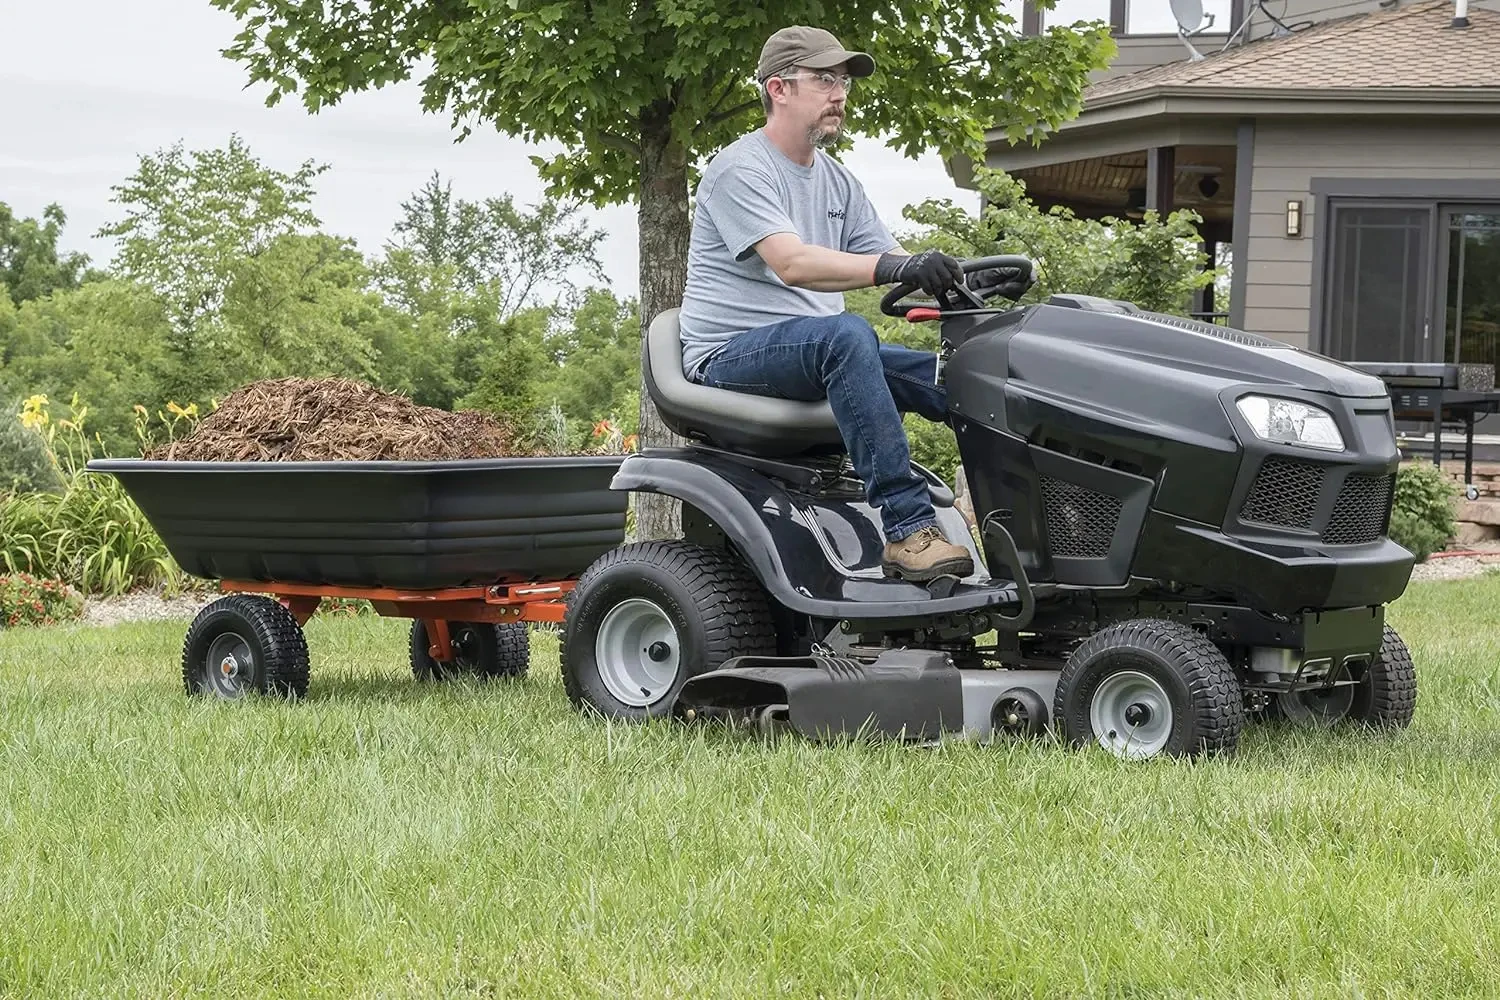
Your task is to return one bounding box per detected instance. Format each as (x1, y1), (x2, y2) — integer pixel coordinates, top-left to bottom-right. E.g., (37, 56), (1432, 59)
(1235, 395), (1344, 451)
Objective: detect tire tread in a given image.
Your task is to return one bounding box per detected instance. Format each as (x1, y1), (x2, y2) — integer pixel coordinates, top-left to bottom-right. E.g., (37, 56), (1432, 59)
(1055, 617), (1244, 757)
(182, 594), (310, 699)
(560, 540), (776, 711)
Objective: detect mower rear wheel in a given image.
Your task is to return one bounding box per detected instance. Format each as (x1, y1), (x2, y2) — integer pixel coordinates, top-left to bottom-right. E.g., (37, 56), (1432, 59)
(1276, 624), (1416, 729)
(560, 540), (777, 721)
(1055, 618), (1243, 759)
(182, 594), (310, 700)
(410, 620), (530, 681)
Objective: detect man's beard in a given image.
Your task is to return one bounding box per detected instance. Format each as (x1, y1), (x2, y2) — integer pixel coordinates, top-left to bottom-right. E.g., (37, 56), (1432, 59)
(807, 110), (844, 149)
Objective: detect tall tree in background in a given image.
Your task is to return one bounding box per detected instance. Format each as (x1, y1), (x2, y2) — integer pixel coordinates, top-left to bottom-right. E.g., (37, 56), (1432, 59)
(214, 3), (1114, 534)
(93, 136), (388, 404)
(0, 202), (95, 305)
(96, 136), (326, 357)
(382, 171), (607, 319)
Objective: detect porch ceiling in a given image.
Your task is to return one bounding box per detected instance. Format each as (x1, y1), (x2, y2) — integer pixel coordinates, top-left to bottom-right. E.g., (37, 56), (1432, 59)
(1011, 144), (1237, 226)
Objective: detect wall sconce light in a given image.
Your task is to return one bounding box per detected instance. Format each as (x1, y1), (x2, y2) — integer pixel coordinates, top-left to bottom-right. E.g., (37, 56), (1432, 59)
(1286, 199), (1303, 238)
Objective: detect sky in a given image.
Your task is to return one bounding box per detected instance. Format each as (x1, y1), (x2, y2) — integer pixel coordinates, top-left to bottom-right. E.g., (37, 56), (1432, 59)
(0, 0), (984, 297)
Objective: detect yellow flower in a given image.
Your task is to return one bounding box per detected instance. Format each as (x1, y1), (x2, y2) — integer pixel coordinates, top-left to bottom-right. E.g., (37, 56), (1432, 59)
(18, 394), (49, 430)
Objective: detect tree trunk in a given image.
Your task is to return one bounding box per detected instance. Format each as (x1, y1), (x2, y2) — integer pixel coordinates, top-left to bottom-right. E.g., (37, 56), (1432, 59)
(634, 100), (692, 540)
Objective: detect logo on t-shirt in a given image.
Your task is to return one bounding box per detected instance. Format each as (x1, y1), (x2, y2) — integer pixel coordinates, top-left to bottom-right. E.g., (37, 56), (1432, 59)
(828, 208), (846, 220)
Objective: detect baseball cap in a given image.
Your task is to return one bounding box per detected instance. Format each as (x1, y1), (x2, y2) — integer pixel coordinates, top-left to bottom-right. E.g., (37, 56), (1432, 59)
(756, 26), (876, 82)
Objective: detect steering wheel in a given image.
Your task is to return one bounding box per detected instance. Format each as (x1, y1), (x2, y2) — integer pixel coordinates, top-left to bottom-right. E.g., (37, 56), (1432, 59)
(880, 254), (1036, 317)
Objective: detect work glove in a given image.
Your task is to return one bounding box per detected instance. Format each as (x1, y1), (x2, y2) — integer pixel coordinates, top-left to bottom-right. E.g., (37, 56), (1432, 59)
(875, 249), (964, 298)
(968, 262), (1036, 301)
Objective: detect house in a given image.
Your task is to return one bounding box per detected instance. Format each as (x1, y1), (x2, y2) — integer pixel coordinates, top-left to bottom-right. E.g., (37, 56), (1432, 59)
(947, 0), (1500, 531)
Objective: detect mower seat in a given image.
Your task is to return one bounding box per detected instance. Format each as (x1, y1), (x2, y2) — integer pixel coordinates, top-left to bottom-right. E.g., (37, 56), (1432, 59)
(643, 308), (845, 458)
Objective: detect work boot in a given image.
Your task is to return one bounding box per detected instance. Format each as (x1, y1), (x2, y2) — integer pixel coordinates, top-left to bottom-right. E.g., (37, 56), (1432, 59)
(882, 525), (974, 582)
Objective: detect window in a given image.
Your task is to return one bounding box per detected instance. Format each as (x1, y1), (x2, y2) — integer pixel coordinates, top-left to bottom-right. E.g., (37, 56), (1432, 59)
(1125, 0), (1231, 33)
(1040, 0), (1113, 27)
(1443, 211), (1500, 372)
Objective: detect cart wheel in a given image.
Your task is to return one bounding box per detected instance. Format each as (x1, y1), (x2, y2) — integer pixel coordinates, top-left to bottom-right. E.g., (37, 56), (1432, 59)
(1276, 624), (1416, 729)
(1054, 619), (1243, 760)
(560, 540), (778, 721)
(182, 594), (310, 700)
(410, 620), (530, 682)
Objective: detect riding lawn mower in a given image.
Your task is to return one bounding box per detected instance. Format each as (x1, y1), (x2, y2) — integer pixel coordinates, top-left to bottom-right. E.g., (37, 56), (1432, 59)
(557, 254), (1418, 760)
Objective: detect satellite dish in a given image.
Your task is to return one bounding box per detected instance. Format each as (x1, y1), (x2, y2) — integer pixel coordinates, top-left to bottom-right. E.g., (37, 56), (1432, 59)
(1170, 0), (1216, 60)
(1171, 0), (1205, 31)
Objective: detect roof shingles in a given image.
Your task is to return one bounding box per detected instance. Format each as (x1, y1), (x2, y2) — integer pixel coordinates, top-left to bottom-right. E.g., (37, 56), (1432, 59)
(1084, 0), (1500, 102)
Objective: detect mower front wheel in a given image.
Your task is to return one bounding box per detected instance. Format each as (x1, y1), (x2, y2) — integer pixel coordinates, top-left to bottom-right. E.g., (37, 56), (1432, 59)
(1275, 624), (1416, 729)
(1055, 618), (1244, 760)
(560, 541), (778, 721)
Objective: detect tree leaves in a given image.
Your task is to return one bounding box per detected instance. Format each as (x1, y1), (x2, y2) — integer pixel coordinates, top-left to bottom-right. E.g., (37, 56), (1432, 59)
(0, 203), (95, 306)
(208, 0), (1116, 208)
(96, 135), (327, 348)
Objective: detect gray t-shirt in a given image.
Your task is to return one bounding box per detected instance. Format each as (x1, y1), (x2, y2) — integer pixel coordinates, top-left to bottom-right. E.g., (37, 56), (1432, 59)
(678, 129), (899, 376)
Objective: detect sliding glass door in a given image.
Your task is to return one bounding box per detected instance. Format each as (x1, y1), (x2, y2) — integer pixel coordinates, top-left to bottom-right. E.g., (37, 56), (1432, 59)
(1323, 199), (1500, 438)
(1324, 202), (1436, 363)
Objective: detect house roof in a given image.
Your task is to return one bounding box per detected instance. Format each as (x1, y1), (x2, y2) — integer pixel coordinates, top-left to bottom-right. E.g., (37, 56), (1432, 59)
(1085, 0), (1500, 105)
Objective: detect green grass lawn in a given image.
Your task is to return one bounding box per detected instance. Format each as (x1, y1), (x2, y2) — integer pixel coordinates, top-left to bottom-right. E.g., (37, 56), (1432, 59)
(4, 575), (1500, 998)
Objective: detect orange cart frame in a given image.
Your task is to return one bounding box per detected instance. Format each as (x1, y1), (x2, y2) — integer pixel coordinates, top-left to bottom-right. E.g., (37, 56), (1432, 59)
(218, 579), (576, 663)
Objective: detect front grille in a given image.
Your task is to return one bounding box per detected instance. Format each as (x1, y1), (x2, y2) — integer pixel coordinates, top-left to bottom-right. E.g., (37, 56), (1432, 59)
(1040, 475), (1120, 559)
(1240, 456), (1325, 529)
(1323, 472), (1395, 544)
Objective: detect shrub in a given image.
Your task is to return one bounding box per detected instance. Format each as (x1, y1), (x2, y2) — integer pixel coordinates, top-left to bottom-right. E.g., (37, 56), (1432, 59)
(885, 166), (1220, 317)
(0, 396), (185, 596)
(0, 572), (84, 628)
(1389, 461), (1458, 562)
(1, 396), (65, 495)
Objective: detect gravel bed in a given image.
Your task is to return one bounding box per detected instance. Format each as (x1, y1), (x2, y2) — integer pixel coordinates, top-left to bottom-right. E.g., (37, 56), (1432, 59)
(81, 589), (214, 627)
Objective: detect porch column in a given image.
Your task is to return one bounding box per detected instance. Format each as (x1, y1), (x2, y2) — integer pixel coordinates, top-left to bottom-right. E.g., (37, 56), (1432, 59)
(1146, 146), (1176, 213)
(1229, 119), (1256, 331)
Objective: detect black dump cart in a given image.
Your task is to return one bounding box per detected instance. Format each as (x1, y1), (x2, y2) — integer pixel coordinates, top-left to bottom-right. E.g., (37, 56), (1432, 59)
(87, 456), (629, 698)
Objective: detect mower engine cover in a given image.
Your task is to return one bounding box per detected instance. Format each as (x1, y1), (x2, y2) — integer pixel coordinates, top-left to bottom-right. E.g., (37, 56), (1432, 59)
(939, 295), (1414, 614)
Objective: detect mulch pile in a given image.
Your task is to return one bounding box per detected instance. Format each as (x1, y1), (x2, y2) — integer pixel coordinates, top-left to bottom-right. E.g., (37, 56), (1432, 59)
(144, 377), (519, 461)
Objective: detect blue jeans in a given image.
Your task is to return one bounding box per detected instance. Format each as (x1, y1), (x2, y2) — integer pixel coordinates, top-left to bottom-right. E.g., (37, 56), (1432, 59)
(695, 312), (947, 541)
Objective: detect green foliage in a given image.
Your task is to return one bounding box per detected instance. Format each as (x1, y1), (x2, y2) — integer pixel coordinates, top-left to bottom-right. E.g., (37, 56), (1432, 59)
(0, 572), (83, 629)
(98, 135), (326, 344)
(381, 172), (607, 316)
(210, 2), (1114, 206)
(539, 288), (642, 432)
(0, 397), (185, 597)
(0, 397), (64, 495)
(0, 140), (648, 591)
(1389, 462), (1459, 562)
(0, 201), (96, 305)
(0, 279), (177, 455)
(370, 172), (611, 416)
(454, 307), (553, 434)
(893, 167), (1218, 315)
